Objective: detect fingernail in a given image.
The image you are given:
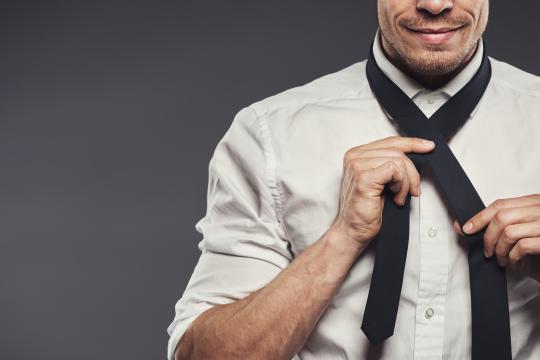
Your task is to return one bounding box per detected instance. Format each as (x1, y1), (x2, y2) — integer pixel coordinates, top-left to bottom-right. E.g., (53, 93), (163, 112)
(483, 249), (489, 258)
(463, 222), (473, 233)
(423, 139), (435, 146)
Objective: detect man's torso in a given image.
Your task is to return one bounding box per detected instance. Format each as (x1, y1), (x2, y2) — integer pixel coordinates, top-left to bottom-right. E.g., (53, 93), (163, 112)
(248, 57), (540, 359)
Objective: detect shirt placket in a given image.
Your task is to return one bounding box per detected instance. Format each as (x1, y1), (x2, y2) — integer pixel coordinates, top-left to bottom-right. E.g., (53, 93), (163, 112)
(413, 146), (450, 360)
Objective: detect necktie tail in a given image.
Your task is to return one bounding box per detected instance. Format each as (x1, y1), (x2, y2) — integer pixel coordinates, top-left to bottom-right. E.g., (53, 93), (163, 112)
(361, 189), (411, 345)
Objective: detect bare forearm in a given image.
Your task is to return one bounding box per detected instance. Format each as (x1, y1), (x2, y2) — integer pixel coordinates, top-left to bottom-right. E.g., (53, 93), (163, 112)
(175, 227), (365, 360)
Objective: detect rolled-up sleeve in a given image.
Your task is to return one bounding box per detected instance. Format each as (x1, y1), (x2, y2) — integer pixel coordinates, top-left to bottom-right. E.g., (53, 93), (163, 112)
(166, 106), (295, 360)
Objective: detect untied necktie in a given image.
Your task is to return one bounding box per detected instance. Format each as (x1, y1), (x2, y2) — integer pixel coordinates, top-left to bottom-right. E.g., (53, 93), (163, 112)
(360, 42), (512, 360)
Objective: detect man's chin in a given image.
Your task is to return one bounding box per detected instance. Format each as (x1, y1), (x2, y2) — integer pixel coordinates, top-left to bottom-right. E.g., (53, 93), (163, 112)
(404, 53), (463, 76)
(406, 43), (458, 56)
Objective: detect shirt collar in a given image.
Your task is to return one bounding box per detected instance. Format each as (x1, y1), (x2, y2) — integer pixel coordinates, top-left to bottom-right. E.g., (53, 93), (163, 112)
(372, 28), (484, 100)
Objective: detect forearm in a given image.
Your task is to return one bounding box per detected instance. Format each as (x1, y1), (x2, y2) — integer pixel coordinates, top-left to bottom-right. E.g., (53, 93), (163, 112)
(175, 226), (366, 360)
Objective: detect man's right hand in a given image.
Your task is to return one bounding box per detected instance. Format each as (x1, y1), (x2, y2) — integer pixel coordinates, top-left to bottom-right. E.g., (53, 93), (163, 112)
(330, 135), (436, 252)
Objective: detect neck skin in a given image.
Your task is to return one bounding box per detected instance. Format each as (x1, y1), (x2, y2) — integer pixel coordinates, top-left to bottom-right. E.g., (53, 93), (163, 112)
(379, 34), (479, 90)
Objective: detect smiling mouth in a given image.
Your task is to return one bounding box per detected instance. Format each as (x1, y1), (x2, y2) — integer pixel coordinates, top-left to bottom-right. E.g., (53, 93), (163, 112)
(405, 25), (463, 45)
(408, 26), (462, 33)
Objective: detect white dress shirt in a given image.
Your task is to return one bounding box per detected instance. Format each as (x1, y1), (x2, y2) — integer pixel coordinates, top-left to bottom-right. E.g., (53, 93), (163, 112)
(167, 30), (540, 359)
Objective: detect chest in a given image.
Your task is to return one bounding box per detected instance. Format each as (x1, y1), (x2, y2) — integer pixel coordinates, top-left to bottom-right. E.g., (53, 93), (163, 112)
(267, 96), (540, 255)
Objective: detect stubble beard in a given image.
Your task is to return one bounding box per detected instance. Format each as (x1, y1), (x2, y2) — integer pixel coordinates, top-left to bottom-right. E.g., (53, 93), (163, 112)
(381, 30), (480, 77)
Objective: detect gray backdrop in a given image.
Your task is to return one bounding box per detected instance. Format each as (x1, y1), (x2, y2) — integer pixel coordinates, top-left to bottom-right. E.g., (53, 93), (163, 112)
(1, 1), (538, 359)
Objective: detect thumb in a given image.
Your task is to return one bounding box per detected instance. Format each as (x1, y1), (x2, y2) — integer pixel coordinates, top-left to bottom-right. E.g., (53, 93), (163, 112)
(453, 219), (465, 236)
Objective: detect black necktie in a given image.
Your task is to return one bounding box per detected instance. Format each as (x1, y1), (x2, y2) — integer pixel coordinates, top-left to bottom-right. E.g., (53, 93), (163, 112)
(360, 42), (512, 360)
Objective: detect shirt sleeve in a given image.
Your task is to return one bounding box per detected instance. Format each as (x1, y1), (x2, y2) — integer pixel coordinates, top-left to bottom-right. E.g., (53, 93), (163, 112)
(166, 106), (296, 360)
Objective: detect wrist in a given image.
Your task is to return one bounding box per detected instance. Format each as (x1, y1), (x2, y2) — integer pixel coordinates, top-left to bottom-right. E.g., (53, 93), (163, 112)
(310, 225), (367, 288)
(324, 222), (368, 258)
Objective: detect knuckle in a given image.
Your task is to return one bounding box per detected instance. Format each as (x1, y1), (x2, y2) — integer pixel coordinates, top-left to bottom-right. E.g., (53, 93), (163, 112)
(353, 181), (364, 194)
(502, 226), (516, 242)
(385, 161), (397, 171)
(493, 198), (509, 209)
(493, 210), (507, 224)
(343, 149), (355, 163)
(350, 160), (363, 173)
(355, 170), (370, 184)
(491, 199), (503, 209)
(509, 251), (520, 262)
(354, 173), (372, 196)
(515, 240), (531, 255)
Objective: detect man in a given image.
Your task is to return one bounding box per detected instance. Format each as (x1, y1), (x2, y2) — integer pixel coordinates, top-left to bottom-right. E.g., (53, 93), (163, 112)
(168, 0), (540, 359)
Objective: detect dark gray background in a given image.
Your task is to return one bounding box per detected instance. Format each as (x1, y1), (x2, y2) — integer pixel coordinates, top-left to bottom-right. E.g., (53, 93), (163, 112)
(1, 1), (538, 359)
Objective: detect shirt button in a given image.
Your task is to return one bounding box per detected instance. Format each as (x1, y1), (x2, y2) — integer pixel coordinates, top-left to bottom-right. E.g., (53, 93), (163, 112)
(424, 307), (435, 319)
(427, 226), (438, 238)
(427, 97), (435, 104)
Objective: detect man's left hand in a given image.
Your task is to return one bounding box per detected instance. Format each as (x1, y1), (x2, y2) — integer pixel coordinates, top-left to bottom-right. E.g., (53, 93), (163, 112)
(452, 194), (540, 282)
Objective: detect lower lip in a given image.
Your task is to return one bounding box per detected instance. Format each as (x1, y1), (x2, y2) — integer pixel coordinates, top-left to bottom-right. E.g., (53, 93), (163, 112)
(407, 28), (459, 45)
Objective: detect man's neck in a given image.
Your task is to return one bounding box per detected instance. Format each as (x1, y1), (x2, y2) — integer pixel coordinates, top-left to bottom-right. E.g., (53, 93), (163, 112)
(379, 36), (479, 91)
